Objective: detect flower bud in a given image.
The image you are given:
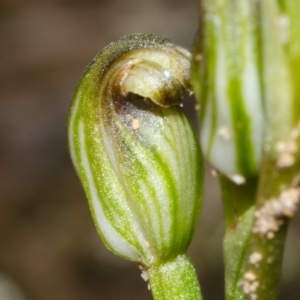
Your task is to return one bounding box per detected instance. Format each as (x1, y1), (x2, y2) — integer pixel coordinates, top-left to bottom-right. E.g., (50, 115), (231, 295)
(191, 0), (264, 181)
(68, 34), (203, 267)
(260, 0), (300, 165)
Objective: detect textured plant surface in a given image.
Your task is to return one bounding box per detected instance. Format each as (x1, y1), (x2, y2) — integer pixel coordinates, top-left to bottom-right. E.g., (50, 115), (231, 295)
(68, 33), (204, 299)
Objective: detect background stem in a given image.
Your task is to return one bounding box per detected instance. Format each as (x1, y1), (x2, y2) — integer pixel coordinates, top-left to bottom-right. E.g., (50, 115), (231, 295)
(220, 176), (257, 300)
(240, 155), (300, 300)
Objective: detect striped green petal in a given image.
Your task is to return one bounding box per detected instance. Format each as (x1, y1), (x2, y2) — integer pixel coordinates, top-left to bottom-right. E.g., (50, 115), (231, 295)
(191, 0), (264, 181)
(68, 34), (203, 267)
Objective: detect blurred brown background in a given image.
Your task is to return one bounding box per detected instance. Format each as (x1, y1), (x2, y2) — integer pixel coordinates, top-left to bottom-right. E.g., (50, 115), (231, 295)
(0, 0), (299, 299)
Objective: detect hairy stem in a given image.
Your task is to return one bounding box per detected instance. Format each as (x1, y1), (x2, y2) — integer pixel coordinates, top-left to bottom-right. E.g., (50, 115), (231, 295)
(148, 254), (202, 300)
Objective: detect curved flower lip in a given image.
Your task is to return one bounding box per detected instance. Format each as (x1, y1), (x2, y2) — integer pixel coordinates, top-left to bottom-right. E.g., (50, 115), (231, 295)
(119, 59), (184, 107)
(68, 33), (204, 267)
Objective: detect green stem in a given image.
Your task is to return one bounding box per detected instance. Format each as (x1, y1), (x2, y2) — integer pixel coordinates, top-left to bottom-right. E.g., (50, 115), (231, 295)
(148, 254), (203, 300)
(221, 163), (299, 300)
(240, 155), (299, 300)
(220, 176), (258, 300)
